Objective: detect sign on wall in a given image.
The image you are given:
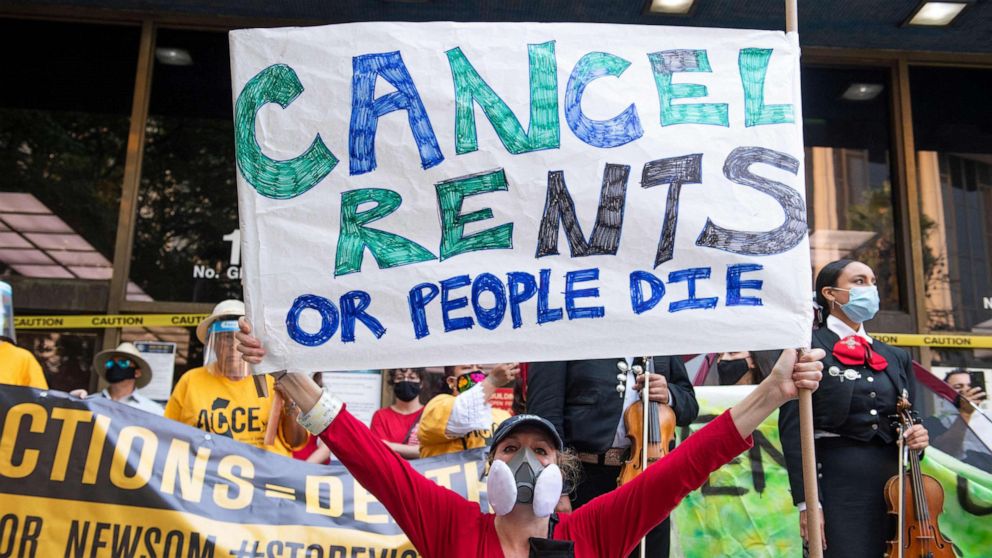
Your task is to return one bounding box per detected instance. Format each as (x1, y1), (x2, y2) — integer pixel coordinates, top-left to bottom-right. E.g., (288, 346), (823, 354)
(322, 370), (383, 425)
(133, 341), (177, 401)
(230, 22), (812, 371)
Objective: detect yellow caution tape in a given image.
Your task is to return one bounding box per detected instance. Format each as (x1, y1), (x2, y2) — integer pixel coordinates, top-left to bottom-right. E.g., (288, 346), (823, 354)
(14, 314), (209, 329)
(10, 315), (992, 350)
(873, 333), (992, 349)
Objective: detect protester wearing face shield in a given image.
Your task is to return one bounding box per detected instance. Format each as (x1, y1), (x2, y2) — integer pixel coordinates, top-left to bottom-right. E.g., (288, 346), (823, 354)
(164, 300), (307, 456)
(369, 368), (426, 459)
(236, 318), (824, 558)
(778, 259), (930, 558)
(0, 280), (48, 390)
(417, 363), (517, 458)
(84, 343), (164, 415)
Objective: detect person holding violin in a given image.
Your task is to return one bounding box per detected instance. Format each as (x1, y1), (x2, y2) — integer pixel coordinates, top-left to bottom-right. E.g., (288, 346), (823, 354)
(237, 318), (823, 558)
(527, 356), (698, 557)
(778, 259), (930, 558)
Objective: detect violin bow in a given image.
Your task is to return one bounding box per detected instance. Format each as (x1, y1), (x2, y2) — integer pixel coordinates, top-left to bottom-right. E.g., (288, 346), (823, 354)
(896, 395), (909, 558)
(640, 357), (652, 558)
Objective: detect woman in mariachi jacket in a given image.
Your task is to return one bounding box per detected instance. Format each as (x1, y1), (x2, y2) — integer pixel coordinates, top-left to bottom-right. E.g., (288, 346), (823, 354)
(779, 258), (929, 558)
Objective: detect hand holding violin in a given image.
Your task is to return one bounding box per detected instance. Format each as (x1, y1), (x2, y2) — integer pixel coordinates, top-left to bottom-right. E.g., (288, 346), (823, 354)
(633, 373), (669, 405)
(903, 423), (929, 451)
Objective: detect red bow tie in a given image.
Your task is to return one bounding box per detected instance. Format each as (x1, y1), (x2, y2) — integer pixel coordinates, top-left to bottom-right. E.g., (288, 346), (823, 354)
(832, 335), (888, 371)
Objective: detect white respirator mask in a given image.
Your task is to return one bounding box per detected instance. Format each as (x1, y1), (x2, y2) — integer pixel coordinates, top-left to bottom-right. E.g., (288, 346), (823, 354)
(487, 447), (562, 518)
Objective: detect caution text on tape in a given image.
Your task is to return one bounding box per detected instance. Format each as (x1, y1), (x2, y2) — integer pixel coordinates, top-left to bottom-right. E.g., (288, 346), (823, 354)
(11, 316), (992, 350)
(14, 314), (208, 329)
(873, 333), (992, 349)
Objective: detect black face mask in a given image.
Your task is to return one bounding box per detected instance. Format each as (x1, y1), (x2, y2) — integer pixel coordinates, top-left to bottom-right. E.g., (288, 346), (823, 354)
(106, 366), (137, 384)
(393, 381), (421, 402)
(717, 359), (750, 386)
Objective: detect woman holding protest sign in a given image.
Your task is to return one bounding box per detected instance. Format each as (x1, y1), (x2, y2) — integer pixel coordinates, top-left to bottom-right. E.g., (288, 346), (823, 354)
(778, 259), (929, 558)
(236, 318), (823, 558)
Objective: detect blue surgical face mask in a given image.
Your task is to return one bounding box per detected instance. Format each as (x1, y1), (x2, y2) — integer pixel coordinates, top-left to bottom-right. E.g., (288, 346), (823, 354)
(833, 286), (880, 323)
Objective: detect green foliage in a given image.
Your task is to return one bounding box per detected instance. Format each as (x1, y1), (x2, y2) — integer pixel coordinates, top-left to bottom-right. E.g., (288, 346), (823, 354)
(845, 180), (902, 310)
(0, 107), (128, 276)
(131, 114), (241, 302)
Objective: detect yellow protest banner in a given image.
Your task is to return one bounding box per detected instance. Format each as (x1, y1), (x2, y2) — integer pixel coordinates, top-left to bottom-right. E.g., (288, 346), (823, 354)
(0, 385), (483, 557)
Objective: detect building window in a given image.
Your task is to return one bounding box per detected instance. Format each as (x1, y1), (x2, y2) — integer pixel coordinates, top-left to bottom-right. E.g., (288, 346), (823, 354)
(20, 330), (100, 392)
(912, 66), (992, 342)
(0, 19), (138, 287)
(802, 66), (904, 312)
(128, 29), (241, 304)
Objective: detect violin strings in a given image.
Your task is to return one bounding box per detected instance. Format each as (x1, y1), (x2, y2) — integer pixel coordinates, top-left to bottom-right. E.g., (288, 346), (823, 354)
(905, 411), (934, 551)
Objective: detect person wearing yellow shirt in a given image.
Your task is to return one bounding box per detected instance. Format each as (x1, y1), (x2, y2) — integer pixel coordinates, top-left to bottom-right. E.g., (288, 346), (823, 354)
(0, 281), (48, 389)
(165, 300), (307, 456)
(417, 363), (518, 458)
(0, 340), (48, 389)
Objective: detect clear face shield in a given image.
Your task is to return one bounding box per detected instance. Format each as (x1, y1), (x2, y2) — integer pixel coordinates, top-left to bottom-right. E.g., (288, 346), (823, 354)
(0, 281), (14, 343)
(204, 318), (248, 380)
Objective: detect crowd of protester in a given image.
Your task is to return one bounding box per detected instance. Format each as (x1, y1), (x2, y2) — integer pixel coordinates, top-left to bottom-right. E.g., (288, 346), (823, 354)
(1, 259), (990, 558)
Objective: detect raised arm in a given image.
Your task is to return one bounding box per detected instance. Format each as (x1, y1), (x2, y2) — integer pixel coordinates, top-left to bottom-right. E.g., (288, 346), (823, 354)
(283, 373), (479, 556)
(446, 382), (494, 437)
(565, 348), (823, 554)
(565, 409), (752, 555)
(236, 321), (478, 556)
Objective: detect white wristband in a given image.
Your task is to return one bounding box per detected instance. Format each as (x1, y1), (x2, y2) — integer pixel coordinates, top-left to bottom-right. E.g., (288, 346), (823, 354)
(297, 391), (344, 435)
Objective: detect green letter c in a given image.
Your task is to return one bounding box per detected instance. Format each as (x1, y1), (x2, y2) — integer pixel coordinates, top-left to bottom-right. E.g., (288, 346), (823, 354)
(234, 64), (338, 200)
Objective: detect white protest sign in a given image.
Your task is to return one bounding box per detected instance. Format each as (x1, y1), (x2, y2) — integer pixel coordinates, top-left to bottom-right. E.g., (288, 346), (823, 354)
(322, 370), (383, 426)
(133, 341), (177, 401)
(230, 21), (812, 372)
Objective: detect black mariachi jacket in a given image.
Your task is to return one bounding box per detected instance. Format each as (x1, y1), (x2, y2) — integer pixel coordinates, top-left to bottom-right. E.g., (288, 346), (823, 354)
(778, 326), (917, 505)
(527, 356), (698, 455)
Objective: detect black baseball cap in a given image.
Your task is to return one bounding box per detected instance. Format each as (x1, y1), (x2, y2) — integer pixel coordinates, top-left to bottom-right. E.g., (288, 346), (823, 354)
(491, 414), (564, 452)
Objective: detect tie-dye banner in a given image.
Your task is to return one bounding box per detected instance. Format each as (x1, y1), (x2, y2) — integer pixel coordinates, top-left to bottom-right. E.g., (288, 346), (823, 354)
(673, 386), (992, 557)
(229, 22), (812, 372)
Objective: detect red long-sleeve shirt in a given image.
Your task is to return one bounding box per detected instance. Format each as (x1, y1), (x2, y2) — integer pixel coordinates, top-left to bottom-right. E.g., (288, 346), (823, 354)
(320, 407), (751, 558)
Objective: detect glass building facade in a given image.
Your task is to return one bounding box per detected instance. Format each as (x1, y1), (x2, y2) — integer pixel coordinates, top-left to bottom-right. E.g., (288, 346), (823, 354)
(1, 11), (990, 394)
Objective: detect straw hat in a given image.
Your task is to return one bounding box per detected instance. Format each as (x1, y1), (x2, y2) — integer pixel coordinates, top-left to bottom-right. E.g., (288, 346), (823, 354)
(93, 342), (152, 388)
(196, 299), (246, 343)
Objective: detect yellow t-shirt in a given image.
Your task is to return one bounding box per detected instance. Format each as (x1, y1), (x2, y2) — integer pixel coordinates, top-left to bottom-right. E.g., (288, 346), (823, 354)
(164, 367), (296, 456)
(0, 341), (48, 389)
(417, 393), (511, 458)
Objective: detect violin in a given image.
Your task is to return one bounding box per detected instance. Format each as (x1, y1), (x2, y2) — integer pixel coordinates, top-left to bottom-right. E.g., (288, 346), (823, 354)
(884, 398), (955, 558)
(617, 356), (676, 487)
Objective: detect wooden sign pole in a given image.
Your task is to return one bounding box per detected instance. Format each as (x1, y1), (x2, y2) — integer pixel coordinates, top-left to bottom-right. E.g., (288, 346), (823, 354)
(786, 3), (824, 555)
